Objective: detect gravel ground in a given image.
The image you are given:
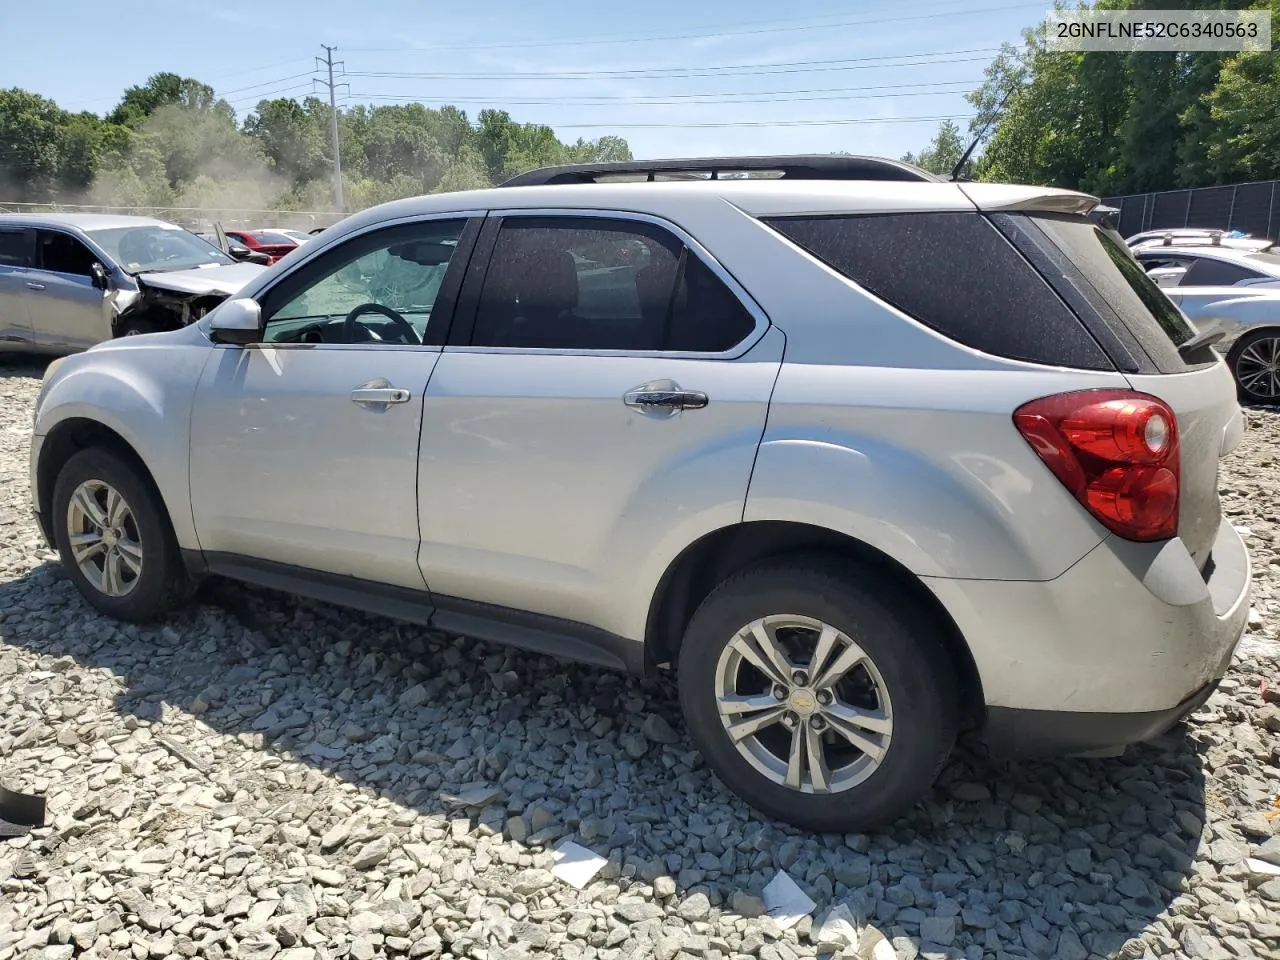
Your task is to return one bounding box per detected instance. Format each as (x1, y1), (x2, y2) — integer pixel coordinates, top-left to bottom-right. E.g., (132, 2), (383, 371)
(1, 355), (1278, 960)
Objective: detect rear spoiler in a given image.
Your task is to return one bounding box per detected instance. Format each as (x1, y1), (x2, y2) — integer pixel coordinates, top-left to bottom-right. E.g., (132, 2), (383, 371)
(957, 184), (1098, 218)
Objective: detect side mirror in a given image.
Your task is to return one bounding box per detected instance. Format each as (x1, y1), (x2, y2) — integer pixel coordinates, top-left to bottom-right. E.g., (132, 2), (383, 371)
(91, 262), (109, 290)
(208, 298), (261, 345)
(227, 243), (251, 259)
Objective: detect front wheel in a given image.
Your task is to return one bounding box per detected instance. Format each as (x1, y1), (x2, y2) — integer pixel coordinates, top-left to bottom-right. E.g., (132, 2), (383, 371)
(51, 447), (193, 621)
(1229, 330), (1280, 405)
(677, 559), (959, 832)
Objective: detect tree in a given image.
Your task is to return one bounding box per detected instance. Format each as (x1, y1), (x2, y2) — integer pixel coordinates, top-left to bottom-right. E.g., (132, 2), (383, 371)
(2, 75), (632, 214)
(0, 89), (68, 197)
(1200, 0), (1280, 181)
(243, 97), (330, 185)
(902, 120), (969, 177)
(108, 73), (225, 128)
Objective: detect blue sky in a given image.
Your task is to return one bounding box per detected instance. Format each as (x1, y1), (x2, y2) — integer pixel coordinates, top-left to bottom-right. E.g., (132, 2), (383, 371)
(1, 0), (1046, 160)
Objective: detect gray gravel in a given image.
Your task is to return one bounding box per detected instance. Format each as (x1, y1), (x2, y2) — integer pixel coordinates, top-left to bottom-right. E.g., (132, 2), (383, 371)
(2, 355), (1279, 960)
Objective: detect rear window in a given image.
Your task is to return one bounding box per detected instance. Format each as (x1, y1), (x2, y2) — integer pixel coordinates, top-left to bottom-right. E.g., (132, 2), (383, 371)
(1034, 216), (1195, 350)
(765, 212), (1111, 370)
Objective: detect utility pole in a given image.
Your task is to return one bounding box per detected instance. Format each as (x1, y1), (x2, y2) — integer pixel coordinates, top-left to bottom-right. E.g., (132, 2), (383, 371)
(317, 45), (346, 213)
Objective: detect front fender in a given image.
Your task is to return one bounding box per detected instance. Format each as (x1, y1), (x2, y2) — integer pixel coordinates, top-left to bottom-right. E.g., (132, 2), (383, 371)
(33, 338), (213, 551)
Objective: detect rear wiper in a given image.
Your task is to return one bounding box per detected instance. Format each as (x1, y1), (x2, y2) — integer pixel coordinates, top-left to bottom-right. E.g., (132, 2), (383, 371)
(1179, 326), (1225, 358)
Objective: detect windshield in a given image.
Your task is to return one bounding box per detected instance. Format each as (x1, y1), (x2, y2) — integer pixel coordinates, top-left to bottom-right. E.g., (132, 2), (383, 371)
(89, 224), (234, 273)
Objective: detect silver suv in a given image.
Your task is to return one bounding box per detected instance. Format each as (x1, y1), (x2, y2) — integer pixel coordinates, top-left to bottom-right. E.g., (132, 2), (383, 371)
(28, 157), (1251, 831)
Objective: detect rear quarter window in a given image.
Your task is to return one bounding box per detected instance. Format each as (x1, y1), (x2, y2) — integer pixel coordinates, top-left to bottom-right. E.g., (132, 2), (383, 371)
(764, 212), (1112, 370)
(992, 214), (1212, 373)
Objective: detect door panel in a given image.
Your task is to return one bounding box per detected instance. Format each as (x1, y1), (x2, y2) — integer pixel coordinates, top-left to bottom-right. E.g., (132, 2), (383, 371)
(416, 327), (784, 637)
(31, 231), (110, 349)
(188, 214), (478, 590)
(190, 345), (440, 589)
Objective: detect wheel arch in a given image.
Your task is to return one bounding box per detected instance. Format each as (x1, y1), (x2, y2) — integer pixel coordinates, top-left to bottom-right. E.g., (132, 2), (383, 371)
(643, 520), (985, 727)
(37, 418), (178, 552)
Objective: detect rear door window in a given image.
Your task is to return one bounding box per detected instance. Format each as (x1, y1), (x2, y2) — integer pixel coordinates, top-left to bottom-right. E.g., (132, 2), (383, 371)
(0, 229), (27, 266)
(470, 216), (756, 353)
(765, 212), (1112, 370)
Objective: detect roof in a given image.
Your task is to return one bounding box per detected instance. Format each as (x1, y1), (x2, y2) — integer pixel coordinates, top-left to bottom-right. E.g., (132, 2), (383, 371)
(0, 212), (173, 232)
(311, 179), (1096, 253)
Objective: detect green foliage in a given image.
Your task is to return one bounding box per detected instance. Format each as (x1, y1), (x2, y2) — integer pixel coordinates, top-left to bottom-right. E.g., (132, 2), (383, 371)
(0, 74), (633, 212)
(945, 0), (1280, 194)
(901, 120), (971, 177)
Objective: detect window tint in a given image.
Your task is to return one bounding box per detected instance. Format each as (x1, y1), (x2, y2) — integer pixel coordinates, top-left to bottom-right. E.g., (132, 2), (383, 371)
(471, 217), (755, 352)
(36, 231), (98, 276)
(0, 230), (25, 266)
(766, 212), (1111, 370)
(263, 218), (465, 345)
(1030, 216), (1196, 359)
(1181, 257), (1265, 286)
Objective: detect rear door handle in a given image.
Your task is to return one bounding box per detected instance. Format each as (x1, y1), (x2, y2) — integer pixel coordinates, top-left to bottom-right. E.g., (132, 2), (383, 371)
(623, 381), (709, 411)
(351, 386), (411, 405)
(25, 282), (46, 291)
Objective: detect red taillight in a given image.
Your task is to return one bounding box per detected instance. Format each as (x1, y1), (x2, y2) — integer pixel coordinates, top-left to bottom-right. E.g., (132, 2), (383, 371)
(1014, 390), (1180, 541)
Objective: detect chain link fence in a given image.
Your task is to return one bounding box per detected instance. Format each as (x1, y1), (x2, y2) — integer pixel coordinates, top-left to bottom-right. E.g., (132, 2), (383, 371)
(0, 201), (347, 234)
(1103, 179), (1280, 240)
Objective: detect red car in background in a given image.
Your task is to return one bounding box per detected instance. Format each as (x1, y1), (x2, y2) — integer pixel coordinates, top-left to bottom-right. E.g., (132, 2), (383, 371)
(223, 229), (301, 265)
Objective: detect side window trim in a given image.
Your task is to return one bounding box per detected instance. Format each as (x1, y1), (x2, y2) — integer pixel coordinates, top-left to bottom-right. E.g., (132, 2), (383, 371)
(252, 211), (484, 349)
(449, 207), (769, 359)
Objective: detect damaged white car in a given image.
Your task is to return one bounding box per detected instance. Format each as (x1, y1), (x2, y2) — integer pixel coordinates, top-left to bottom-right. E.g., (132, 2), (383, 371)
(0, 214), (266, 353)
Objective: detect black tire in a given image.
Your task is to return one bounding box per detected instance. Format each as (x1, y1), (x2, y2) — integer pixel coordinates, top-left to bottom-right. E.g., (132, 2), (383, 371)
(51, 447), (193, 622)
(117, 315), (169, 338)
(1228, 329), (1280, 406)
(677, 558), (959, 832)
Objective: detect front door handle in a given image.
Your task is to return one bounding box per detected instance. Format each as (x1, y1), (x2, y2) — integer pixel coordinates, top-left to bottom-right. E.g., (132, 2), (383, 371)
(25, 282), (46, 291)
(351, 386), (411, 405)
(623, 380), (709, 411)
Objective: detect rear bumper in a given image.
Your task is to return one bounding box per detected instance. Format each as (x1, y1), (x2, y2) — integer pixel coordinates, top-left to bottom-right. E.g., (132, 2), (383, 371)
(925, 516), (1249, 749)
(982, 679), (1219, 758)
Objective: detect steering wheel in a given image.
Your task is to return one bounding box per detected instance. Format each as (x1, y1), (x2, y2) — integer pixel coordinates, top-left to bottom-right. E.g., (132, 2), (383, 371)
(342, 302), (421, 345)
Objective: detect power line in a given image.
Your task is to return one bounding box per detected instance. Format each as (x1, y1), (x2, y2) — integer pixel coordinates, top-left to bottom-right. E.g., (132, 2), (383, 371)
(219, 72), (318, 98)
(345, 2), (1041, 52)
(342, 53), (998, 83)
(497, 115), (976, 130)
(348, 86), (980, 108)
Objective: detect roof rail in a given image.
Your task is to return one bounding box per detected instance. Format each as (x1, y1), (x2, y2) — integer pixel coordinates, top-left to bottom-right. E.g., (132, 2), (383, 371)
(499, 155), (941, 187)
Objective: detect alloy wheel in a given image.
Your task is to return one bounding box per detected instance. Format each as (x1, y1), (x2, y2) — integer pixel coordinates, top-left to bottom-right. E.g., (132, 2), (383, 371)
(65, 479), (143, 598)
(1236, 336), (1280, 401)
(713, 614), (893, 794)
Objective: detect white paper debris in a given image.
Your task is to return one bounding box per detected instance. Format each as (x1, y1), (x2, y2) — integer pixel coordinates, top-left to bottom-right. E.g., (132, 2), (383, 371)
(549, 840), (607, 890)
(1233, 525), (1252, 537)
(762, 869), (816, 930)
(815, 902), (860, 949)
(1246, 857), (1280, 878)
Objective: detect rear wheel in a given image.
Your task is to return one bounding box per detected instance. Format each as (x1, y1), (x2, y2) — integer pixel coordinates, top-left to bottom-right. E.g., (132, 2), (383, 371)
(1229, 330), (1280, 405)
(51, 447), (193, 621)
(677, 559), (959, 832)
